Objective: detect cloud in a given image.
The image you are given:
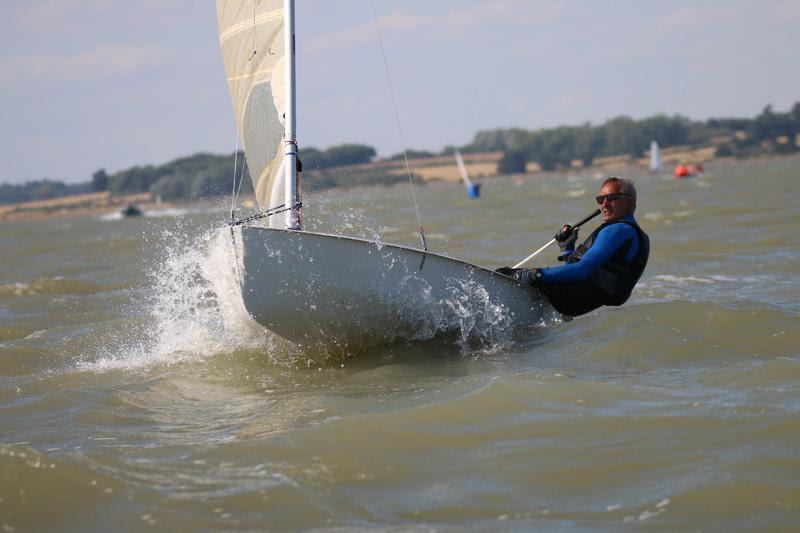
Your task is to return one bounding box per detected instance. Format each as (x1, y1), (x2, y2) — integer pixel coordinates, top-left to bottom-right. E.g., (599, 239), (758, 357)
(13, 0), (176, 32)
(307, 1), (565, 52)
(775, 0), (800, 20)
(655, 3), (756, 32)
(553, 89), (594, 113)
(1, 44), (165, 84)
(441, 0), (564, 29)
(306, 10), (436, 52)
(15, 0), (114, 26)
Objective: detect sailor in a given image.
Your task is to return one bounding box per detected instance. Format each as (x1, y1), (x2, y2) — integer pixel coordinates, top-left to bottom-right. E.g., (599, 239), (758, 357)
(502, 176), (650, 317)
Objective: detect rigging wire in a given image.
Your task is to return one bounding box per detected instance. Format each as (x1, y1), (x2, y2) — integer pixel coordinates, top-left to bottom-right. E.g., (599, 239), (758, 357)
(369, 0), (428, 252)
(229, 128), (241, 220)
(229, 201), (302, 227)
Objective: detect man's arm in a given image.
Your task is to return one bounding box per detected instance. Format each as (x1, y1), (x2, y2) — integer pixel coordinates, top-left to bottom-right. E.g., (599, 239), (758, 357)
(539, 223), (638, 283)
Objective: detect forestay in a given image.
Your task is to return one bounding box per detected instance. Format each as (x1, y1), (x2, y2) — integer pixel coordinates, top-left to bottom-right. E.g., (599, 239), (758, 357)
(217, 0), (286, 225)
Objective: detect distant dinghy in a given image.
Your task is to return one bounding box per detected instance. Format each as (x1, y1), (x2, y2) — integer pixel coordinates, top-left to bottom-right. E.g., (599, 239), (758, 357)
(455, 150), (481, 198)
(120, 203), (143, 217)
(650, 140), (662, 172)
(215, 0), (553, 350)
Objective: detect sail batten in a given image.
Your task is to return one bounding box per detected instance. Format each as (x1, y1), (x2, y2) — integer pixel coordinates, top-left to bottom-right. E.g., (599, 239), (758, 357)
(216, 0), (286, 219)
(225, 69), (279, 83)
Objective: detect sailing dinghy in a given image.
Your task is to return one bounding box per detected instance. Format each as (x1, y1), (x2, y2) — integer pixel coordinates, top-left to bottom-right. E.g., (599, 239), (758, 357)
(455, 150), (481, 198)
(650, 140), (662, 172)
(216, 0), (553, 349)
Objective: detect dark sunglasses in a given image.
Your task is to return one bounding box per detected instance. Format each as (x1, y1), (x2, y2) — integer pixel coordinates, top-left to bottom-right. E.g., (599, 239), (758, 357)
(595, 192), (631, 204)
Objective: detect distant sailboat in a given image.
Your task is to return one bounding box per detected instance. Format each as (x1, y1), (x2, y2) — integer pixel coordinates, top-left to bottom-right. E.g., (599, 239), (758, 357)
(215, 0), (551, 350)
(649, 140), (662, 172)
(455, 150), (480, 198)
(120, 203), (143, 217)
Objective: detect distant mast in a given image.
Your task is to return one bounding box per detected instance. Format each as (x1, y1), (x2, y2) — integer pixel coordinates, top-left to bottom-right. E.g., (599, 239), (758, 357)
(650, 140), (662, 172)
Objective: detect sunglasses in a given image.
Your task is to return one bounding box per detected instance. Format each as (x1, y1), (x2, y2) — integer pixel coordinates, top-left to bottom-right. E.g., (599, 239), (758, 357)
(595, 192), (631, 205)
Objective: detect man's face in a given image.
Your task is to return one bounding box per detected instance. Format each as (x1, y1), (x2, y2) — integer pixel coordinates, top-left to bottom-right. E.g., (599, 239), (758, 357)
(597, 181), (635, 222)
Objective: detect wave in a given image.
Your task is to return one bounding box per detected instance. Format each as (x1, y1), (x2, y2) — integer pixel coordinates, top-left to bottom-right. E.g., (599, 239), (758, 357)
(557, 299), (800, 370)
(637, 273), (799, 313)
(0, 277), (122, 297)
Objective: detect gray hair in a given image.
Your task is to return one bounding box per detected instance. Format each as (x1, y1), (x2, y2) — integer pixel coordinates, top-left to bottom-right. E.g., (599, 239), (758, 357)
(602, 176), (637, 201)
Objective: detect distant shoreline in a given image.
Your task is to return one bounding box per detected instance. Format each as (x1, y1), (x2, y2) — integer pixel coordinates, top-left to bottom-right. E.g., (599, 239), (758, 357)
(2, 151), (796, 223)
(0, 191), (178, 223)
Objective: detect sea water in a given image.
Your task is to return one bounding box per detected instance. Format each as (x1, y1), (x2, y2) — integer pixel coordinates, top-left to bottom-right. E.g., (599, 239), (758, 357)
(1, 157), (798, 529)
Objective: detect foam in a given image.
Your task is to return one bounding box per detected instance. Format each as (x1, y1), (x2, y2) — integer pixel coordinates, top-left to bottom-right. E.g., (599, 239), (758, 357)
(85, 217), (552, 371)
(85, 226), (264, 371)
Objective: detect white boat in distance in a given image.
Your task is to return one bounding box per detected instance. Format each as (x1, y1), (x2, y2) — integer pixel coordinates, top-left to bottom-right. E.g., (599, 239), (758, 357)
(650, 140), (662, 171)
(216, 0), (553, 350)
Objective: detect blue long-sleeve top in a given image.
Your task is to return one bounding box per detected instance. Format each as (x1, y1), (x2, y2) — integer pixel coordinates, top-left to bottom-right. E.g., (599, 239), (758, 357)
(539, 215), (641, 283)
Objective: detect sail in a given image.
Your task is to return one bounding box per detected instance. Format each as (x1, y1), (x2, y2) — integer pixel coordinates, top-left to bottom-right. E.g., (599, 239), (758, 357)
(216, 0), (286, 216)
(650, 140), (662, 171)
(454, 150), (473, 188)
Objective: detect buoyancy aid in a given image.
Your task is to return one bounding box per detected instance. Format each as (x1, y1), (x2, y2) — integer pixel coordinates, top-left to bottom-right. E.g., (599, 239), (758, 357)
(567, 219), (650, 306)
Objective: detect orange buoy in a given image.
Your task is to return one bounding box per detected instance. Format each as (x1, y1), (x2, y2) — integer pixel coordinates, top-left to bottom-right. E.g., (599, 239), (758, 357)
(673, 164), (691, 178)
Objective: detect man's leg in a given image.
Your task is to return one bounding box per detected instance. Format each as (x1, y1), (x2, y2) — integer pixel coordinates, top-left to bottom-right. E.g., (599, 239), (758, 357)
(535, 281), (606, 317)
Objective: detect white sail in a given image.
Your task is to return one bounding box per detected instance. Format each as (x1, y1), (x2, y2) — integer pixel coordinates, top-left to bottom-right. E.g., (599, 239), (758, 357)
(650, 140), (662, 171)
(216, 0), (286, 225)
(454, 150), (473, 188)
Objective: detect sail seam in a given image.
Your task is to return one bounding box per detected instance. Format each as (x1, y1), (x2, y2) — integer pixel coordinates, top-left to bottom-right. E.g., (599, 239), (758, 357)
(226, 69), (277, 82)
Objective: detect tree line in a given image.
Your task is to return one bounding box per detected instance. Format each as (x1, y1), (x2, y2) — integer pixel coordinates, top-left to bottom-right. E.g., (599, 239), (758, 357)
(0, 144), (380, 205)
(2, 102), (797, 206)
(479, 102), (800, 174)
(0, 180), (92, 205)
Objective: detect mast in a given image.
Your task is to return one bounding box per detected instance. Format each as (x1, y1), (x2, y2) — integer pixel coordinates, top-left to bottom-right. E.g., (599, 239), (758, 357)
(284, 0), (300, 230)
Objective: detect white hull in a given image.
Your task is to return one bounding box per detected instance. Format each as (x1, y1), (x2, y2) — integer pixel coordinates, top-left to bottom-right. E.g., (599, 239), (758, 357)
(229, 226), (555, 348)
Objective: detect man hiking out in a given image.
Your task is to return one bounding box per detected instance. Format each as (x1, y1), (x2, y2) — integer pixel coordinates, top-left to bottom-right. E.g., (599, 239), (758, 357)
(499, 176), (650, 317)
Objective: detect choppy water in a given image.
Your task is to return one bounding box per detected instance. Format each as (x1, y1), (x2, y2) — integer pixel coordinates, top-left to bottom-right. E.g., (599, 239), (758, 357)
(1, 157), (798, 530)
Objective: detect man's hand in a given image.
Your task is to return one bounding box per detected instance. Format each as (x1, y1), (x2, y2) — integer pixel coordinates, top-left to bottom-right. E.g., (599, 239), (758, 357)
(512, 268), (543, 286)
(496, 266), (539, 285)
(496, 267), (544, 286)
(555, 224), (578, 257)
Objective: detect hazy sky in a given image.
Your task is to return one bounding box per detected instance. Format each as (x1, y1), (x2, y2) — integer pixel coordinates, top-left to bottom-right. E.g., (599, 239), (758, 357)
(1, 0), (798, 184)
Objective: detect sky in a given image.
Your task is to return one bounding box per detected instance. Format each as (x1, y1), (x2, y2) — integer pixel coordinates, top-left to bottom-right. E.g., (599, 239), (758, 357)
(1, 0), (799, 185)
